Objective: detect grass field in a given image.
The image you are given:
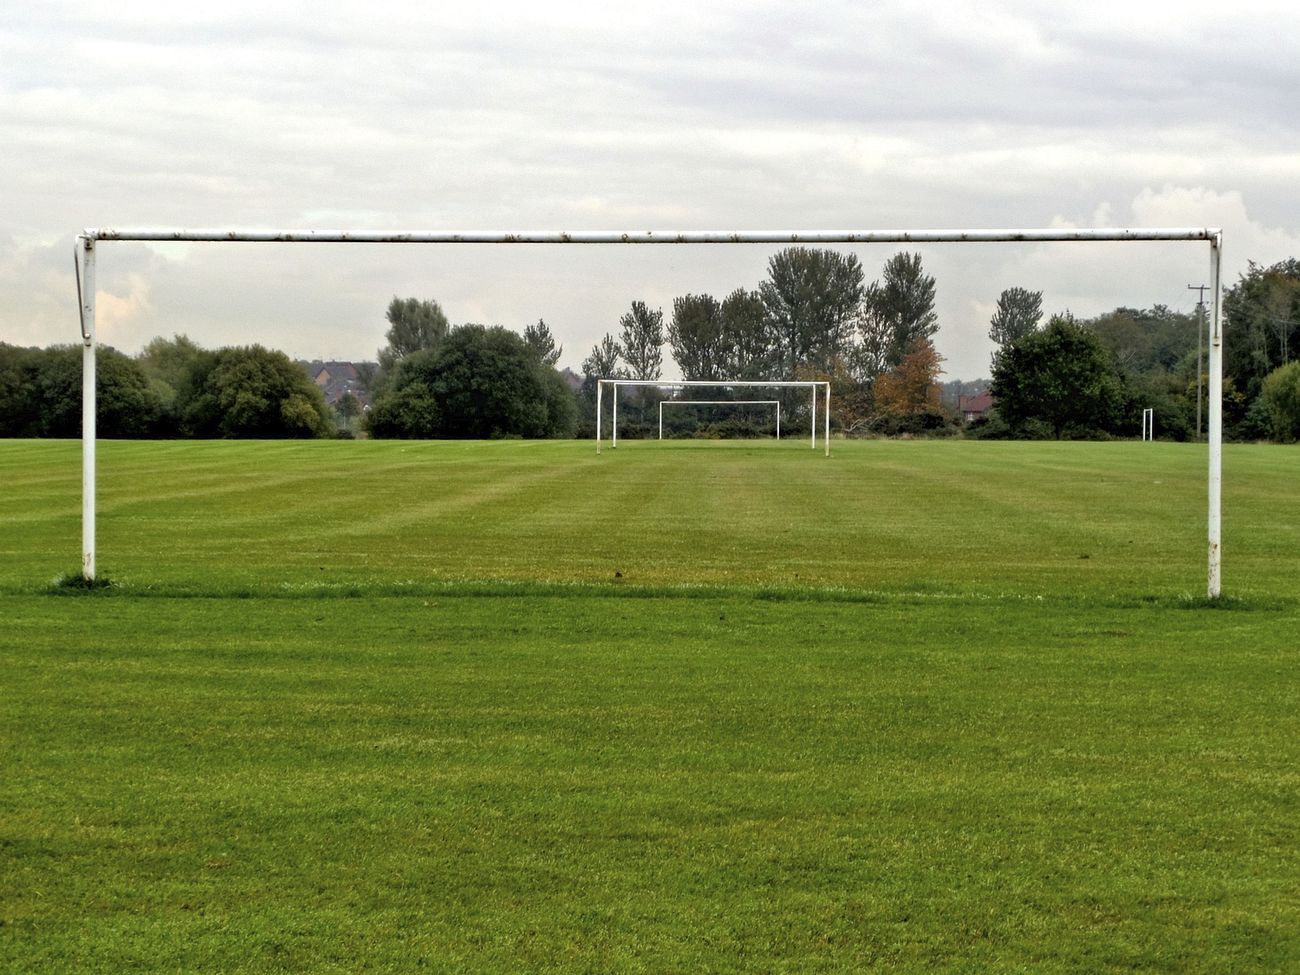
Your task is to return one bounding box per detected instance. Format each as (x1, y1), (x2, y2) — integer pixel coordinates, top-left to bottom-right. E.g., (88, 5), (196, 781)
(2, 439), (1298, 973)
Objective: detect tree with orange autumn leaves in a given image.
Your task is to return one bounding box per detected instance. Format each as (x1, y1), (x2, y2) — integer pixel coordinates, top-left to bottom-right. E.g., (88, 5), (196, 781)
(873, 338), (945, 417)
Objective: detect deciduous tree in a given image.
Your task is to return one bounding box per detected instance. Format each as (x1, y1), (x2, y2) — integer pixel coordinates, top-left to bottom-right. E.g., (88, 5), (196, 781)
(760, 248), (864, 376)
(0, 344), (165, 438)
(378, 297), (450, 374)
(874, 338), (944, 417)
(1261, 360), (1300, 441)
(865, 252), (938, 367)
(618, 301), (665, 380)
(1224, 259), (1300, 400)
(137, 333), (204, 407)
(523, 319), (562, 366)
(669, 293), (726, 381)
(581, 333), (623, 380)
(990, 316), (1124, 439)
(177, 345), (334, 438)
(719, 288), (774, 380)
(368, 325), (575, 439)
(988, 287), (1043, 356)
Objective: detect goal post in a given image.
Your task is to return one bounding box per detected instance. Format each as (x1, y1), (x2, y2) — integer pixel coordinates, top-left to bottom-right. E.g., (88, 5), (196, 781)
(72, 226), (1226, 597)
(657, 400), (782, 440)
(597, 379), (828, 453)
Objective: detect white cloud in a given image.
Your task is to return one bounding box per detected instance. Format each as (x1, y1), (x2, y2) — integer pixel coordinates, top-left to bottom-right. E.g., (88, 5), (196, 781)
(1, 1), (1298, 381)
(1130, 185), (1300, 270)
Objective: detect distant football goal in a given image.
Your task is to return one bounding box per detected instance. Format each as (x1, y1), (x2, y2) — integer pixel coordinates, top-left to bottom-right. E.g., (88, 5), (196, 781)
(596, 379), (828, 452)
(72, 226), (1226, 596)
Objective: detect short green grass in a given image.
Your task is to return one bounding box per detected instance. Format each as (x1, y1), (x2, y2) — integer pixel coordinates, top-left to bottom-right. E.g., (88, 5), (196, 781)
(2, 439), (1298, 973)
(1, 438), (1295, 597)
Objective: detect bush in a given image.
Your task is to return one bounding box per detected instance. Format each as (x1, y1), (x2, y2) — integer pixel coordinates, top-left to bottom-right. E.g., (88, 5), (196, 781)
(1261, 361), (1300, 442)
(368, 325), (577, 439)
(176, 345), (333, 438)
(368, 382), (441, 439)
(967, 408), (1051, 440)
(868, 406), (957, 438)
(990, 318), (1124, 439)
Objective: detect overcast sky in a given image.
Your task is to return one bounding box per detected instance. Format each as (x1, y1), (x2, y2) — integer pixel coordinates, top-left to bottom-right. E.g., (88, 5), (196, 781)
(2, 0), (1298, 379)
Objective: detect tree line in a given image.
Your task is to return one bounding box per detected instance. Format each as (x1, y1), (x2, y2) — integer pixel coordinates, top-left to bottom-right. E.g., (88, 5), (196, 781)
(985, 258), (1300, 441)
(575, 248), (1300, 442)
(0, 338), (334, 439)
(3, 252), (1297, 441)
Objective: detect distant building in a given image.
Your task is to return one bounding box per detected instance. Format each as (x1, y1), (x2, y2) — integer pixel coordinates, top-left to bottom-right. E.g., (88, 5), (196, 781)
(301, 360), (375, 409)
(958, 390), (994, 423)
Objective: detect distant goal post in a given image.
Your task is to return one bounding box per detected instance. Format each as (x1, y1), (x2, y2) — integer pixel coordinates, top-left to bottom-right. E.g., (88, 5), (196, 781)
(597, 379), (828, 453)
(658, 400), (782, 441)
(72, 226), (1226, 596)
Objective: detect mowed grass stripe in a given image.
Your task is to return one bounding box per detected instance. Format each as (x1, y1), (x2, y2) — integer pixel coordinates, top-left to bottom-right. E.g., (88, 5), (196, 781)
(2, 438), (1295, 597)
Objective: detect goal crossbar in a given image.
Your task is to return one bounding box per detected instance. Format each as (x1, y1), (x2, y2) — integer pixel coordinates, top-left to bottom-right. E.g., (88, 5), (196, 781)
(72, 226), (1226, 597)
(658, 400), (782, 441)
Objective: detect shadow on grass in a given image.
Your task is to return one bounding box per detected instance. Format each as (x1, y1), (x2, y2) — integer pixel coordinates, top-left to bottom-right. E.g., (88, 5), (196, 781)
(48, 572), (118, 595)
(18, 574), (1293, 613)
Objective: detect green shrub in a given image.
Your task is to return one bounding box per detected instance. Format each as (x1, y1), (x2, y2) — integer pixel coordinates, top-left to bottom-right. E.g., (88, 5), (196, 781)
(1261, 361), (1300, 442)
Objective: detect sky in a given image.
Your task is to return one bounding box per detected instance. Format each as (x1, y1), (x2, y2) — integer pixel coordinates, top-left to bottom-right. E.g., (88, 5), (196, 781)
(2, 0), (1298, 380)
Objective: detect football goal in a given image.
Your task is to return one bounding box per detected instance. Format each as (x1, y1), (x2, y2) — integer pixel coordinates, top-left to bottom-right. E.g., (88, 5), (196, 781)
(597, 379), (828, 452)
(72, 226), (1226, 596)
(658, 399), (781, 440)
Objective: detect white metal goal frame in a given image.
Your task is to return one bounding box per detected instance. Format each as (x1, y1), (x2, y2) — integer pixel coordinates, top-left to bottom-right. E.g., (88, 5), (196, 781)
(598, 379), (827, 452)
(71, 226), (1226, 596)
(657, 399), (782, 440)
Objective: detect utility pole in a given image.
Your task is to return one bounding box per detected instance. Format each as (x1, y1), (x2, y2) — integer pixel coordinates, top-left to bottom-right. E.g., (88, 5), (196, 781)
(1189, 284), (1209, 440)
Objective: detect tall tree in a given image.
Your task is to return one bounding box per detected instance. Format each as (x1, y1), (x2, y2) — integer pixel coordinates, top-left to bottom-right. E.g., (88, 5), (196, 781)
(618, 301), (664, 380)
(719, 288), (774, 380)
(865, 252), (938, 367)
(581, 333), (623, 380)
(988, 287), (1043, 352)
(990, 315), (1124, 439)
(1224, 259), (1300, 400)
(137, 334), (204, 406)
(353, 361), (378, 394)
(523, 319), (562, 366)
(854, 303), (893, 383)
(378, 297), (450, 373)
(669, 293), (726, 381)
(760, 248), (864, 376)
